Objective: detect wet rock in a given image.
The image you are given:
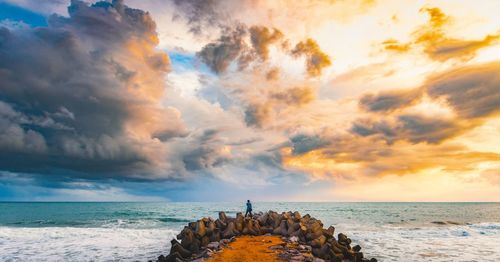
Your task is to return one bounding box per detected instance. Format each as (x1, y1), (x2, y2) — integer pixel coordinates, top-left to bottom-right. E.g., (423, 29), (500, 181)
(270, 244), (285, 251)
(309, 235), (326, 248)
(222, 221), (237, 239)
(337, 233), (349, 246)
(293, 211), (301, 221)
(242, 218), (259, 235)
(158, 210), (377, 262)
(323, 226), (335, 238)
(312, 243), (331, 260)
(201, 235), (210, 247)
(209, 228), (221, 242)
(290, 254), (306, 262)
(188, 238), (201, 253)
(354, 251), (364, 261)
(219, 211), (228, 222)
(170, 243), (191, 258)
(235, 213), (244, 232)
(206, 220), (216, 235)
(188, 222), (197, 230)
(207, 241), (220, 250)
(257, 212), (269, 225)
(158, 252), (183, 262)
(195, 220), (206, 238)
(274, 220), (288, 236)
(298, 244), (312, 252)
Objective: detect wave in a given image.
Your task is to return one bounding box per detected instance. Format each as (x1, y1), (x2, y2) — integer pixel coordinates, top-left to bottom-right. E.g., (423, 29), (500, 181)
(158, 217), (192, 223)
(347, 222), (500, 261)
(431, 221), (464, 225)
(0, 226), (177, 261)
(4, 220), (91, 227)
(1, 222), (499, 261)
(2, 217), (192, 229)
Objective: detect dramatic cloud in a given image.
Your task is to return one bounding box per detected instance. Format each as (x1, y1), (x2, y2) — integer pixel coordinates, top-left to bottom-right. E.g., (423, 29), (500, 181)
(1, 0), (499, 201)
(196, 25), (248, 74)
(0, 0), (201, 179)
(171, 0), (226, 35)
(197, 25), (330, 77)
(244, 86), (316, 128)
(383, 7), (500, 62)
(351, 114), (465, 144)
(0, 101), (48, 154)
(426, 62), (500, 119)
(355, 61), (500, 145)
(359, 88), (423, 112)
(244, 103), (271, 128)
(358, 61), (500, 120)
(282, 131), (500, 180)
(249, 26), (284, 61)
(291, 38), (332, 77)
(281, 60), (500, 180)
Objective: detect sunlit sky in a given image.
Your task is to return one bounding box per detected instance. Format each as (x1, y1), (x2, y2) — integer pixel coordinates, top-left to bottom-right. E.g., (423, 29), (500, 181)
(0, 0), (499, 201)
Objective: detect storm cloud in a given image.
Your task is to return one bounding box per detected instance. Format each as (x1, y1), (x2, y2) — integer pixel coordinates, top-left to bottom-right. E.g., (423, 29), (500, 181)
(1, 0), (499, 201)
(0, 0), (213, 180)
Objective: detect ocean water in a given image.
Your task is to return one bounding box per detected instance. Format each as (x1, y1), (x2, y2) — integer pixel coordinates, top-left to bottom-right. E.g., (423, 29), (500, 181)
(0, 202), (499, 261)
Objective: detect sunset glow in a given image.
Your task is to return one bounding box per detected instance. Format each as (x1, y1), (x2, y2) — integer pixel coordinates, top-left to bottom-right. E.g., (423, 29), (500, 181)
(0, 0), (499, 201)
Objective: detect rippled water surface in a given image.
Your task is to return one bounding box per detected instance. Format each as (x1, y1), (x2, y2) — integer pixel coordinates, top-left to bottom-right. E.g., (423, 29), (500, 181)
(1, 202), (499, 261)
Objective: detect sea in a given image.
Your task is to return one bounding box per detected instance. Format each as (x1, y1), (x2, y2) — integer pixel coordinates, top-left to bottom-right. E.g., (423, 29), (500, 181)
(0, 202), (499, 261)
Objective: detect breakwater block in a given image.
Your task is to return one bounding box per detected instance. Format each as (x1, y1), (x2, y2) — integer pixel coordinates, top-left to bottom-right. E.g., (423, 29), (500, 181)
(156, 210), (377, 262)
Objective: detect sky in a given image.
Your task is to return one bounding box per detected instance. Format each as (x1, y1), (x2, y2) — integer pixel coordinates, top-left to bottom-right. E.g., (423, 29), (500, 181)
(0, 0), (499, 202)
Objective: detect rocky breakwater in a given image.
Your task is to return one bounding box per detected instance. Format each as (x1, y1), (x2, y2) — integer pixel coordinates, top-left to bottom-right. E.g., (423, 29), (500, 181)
(157, 210), (377, 262)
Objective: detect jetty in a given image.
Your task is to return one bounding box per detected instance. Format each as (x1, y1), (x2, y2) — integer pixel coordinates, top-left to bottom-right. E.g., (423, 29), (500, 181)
(156, 210), (377, 262)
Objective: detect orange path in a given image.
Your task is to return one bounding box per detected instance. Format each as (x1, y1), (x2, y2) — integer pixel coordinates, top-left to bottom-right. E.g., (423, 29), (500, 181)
(206, 235), (284, 262)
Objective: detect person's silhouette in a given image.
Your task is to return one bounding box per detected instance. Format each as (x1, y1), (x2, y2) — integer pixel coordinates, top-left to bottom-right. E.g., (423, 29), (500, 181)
(245, 200), (253, 217)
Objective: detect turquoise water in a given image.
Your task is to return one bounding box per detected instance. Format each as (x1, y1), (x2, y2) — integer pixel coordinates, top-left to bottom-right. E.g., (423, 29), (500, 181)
(1, 202), (500, 261)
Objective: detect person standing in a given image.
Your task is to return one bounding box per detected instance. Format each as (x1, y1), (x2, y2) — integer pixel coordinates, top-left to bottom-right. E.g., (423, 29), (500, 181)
(245, 200), (253, 217)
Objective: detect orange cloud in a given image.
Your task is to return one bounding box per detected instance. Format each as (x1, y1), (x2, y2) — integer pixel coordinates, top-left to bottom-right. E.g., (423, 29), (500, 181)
(282, 136), (500, 180)
(383, 7), (500, 62)
(381, 39), (411, 52)
(280, 60), (500, 182)
(245, 85), (316, 128)
(249, 26), (284, 61)
(291, 38), (332, 77)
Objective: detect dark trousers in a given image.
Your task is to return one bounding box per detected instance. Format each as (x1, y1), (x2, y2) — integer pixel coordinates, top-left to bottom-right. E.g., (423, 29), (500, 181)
(245, 209), (252, 217)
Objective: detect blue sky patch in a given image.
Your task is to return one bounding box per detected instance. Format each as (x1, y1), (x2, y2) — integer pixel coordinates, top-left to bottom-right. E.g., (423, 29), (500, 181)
(0, 2), (47, 27)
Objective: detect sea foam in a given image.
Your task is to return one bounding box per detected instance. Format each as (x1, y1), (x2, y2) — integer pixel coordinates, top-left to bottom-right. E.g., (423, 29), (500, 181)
(347, 222), (500, 261)
(0, 227), (177, 261)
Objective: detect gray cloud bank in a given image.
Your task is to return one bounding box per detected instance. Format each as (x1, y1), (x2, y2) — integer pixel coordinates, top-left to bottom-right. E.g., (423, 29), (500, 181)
(0, 0), (228, 180)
